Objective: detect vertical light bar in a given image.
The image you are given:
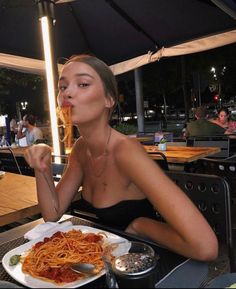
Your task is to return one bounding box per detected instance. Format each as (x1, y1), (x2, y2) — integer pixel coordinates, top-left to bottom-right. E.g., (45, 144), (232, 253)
(40, 16), (61, 160)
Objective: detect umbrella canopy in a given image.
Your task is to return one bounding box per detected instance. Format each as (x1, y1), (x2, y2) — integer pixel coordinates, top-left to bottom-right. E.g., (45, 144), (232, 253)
(0, 0), (236, 75)
(0, 0), (236, 156)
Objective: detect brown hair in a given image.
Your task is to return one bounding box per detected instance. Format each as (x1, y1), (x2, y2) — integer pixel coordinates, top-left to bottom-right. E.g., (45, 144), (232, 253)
(24, 114), (36, 126)
(64, 54), (118, 119)
(195, 106), (208, 119)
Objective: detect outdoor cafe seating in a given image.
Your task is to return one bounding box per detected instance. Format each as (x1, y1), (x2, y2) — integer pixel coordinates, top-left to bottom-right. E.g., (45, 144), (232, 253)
(186, 135), (236, 159)
(0, 150), (34, 176)
(1, 130), (236, 286)
(0, 162), (235, 286)
(166, 170), (236, 273)
(188, 157), (236, 202)
(71, 170), (236, 274)
(0, 146), (69, 179)
(0, 213), (210, 288)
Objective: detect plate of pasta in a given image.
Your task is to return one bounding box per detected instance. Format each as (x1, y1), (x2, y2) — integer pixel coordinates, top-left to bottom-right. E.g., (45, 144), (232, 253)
(2, 225), (128, 288)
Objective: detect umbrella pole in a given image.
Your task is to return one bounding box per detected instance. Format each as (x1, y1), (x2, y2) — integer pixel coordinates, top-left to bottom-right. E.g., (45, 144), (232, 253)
(134, 68), (145, 133)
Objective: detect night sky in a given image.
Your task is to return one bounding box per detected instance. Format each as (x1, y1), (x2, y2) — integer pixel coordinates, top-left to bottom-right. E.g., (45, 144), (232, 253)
(0, 42), (236, 122)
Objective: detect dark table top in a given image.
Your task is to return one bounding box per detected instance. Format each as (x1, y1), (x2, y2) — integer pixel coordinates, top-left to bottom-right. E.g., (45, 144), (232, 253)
(0, 214), (208, 288)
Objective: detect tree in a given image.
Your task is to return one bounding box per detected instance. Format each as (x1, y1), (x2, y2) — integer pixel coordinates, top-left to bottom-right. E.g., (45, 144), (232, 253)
(0, 68), (44, 118)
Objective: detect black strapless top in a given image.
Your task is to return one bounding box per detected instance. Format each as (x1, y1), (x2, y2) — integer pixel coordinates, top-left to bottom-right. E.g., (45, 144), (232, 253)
(76, 196), (159, 230)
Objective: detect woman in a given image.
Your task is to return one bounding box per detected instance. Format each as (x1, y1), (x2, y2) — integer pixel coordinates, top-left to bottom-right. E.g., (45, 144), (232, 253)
(24, 54), (218, 261)
(210, 107), (236, 134)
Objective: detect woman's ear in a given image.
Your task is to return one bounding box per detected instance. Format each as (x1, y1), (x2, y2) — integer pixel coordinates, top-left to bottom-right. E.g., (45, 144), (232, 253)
(105, 95), (115, 109)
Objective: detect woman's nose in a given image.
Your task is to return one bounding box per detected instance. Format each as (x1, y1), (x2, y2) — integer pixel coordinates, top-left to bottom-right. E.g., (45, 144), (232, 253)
(63, 88), (72, 99)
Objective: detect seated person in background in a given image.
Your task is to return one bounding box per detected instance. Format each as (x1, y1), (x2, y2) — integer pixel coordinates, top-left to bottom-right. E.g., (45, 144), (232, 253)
(17, 114), (43, 146)
(185, 106), (225, 138)
(9, 116), (18, 143)
(24, 54), (218, 261)
(209, 107), (236, 134)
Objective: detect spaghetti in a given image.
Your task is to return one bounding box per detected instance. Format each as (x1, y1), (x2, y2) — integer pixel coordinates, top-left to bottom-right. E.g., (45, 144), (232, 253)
(56, 104), (73, 150)
(22, 229), (106, 284)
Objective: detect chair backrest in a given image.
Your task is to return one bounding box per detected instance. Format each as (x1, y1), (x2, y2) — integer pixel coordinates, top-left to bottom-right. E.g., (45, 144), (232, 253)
(52, 162), (67, 182)
(15, 156), (35, 176)
(0, 148), (35, 176)
(0, 152), (19, 174)
(191, 158), (236, 200)
(0, 145), (37, 176)
(167, 141), (187, 147)
(153, 151), (169, 171)
(165, 170), (235, 271)
(187, 136), (230, 158)
(0, 149), (24, 174)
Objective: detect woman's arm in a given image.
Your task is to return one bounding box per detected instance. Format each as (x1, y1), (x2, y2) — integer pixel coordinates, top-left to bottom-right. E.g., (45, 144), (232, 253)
(17, 122), (26, 139)
(24, 142), (83, 221)
(115, 138), (218, 261)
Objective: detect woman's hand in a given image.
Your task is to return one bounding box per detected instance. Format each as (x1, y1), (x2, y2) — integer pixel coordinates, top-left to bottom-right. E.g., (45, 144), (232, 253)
(24, 144), (52, 172)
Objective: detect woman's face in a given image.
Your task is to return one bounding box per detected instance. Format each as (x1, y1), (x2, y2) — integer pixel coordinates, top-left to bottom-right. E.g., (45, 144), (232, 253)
(57, 61), (113, 125)
(218, 111), (229, 124)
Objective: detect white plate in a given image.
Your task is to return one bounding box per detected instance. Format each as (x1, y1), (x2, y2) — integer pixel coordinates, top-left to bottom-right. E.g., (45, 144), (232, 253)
(2, 225), (128, 288)
(0, 171), (5, 179)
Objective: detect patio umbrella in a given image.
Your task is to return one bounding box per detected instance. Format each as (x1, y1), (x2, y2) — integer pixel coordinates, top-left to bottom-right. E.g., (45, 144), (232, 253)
(0, 0), (236, 74)
(0, 0), (236, 154)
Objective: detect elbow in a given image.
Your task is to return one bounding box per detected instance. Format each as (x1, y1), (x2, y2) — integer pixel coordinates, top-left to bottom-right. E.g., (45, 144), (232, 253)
(42, 215), (58, 223)
(41, 211), (61, 223)
(192, 234), (219, 262)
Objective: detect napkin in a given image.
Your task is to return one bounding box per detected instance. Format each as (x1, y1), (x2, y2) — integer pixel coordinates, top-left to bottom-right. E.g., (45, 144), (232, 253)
(24, 221), (72, 240)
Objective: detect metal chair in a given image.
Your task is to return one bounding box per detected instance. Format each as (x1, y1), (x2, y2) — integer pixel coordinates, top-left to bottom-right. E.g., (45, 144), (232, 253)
(165, 170), (236, 272)
(154, 151), (169, 171)
(52, 162), (67, 182)
(0, 152), (19, 174)
(186, 135), (230, 159)
(0, 148), (23, 175)
(0, 147), (35, 176)
(189, 158), (236, 202)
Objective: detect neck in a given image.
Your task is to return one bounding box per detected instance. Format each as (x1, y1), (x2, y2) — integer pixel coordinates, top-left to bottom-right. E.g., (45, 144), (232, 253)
(82, 125), (112, 158)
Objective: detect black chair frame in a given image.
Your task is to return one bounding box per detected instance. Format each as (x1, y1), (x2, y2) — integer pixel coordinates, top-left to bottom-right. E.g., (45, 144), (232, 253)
(187, 135), (230, 159)
(166, 170), (236, 272)
(154, 151), (169, 171)
(52, 162), (67, 182)
(189, 158), (236, 201)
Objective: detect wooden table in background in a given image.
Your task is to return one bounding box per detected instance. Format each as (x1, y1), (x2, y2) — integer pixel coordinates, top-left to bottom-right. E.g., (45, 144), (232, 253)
(0, 172), (39, 226)
(136, 136), (153, 142)
(127, 134), (153, 143)
(144, 145), (221, 164)
(0, 172), (79, 226)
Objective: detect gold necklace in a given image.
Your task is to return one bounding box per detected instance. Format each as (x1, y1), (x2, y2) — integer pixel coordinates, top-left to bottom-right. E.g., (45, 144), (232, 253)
(88, 127), (112, 191)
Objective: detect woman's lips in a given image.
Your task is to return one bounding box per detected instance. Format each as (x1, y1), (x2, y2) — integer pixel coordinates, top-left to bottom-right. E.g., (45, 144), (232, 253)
(61, 101), (72, 107)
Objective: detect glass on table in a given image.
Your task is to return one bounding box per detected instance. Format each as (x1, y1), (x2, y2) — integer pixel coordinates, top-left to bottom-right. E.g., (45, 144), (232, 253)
(102, 241), (159, 288)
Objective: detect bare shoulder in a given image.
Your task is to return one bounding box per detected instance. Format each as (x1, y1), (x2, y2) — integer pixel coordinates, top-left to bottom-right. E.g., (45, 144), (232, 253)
(113, 132), (148, 164)
(114, 133), (144, 151)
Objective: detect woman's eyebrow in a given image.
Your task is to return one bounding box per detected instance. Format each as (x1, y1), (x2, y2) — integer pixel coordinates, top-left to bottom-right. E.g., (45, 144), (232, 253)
(59, 73), (95, 81)
(75, 73), (95, 79)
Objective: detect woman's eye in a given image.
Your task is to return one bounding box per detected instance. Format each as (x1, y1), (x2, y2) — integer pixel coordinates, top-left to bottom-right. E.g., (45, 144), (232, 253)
(78, 83), (89, 87)
(59, 85), (67, 92)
